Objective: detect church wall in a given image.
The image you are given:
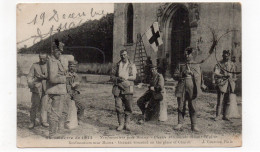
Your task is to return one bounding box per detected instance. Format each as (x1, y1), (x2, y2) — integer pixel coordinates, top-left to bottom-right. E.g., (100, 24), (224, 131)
(192, 3), (241, 72)
(113, 3), (241, 73)
(113, 3), (161, 65)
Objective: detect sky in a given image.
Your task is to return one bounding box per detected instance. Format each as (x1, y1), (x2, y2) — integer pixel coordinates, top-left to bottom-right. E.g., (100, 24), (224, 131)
(16, 3), (114, 48)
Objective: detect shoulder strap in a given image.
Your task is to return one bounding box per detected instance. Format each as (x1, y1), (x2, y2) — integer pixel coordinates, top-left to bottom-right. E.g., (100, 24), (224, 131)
(154, 74), (160, 85)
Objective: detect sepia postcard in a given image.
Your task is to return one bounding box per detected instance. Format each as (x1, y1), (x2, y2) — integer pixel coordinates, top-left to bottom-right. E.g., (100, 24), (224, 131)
(17, 3), (242, 147)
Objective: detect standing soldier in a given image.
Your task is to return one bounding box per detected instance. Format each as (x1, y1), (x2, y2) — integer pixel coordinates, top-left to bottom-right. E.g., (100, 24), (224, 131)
(137, 65), (165, 123)
(173, 47), (204, 132)
(27, 53), (49, 129)
(66, 60), (86, 124)
(161, 53), (169, 80)
(111, 49), (137, 131)
(45, 40), (68, 138)
(213, 50), (236, 121)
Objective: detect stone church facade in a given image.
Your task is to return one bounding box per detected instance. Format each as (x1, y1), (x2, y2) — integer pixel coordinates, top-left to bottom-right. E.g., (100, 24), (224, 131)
(113, 3), (241, 74)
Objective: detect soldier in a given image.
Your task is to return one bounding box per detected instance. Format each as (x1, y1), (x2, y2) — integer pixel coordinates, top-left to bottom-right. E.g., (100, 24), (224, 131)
(111, 49), (137, 131)
(213, 50), (236, 121)
(45, 40), (68, 138)
(144, 56), (153, 83)
(173, 47), (204, 132)
(66, 60), (86, 124)
(137, 65), (165, 123)
(161, 53), (169, 80)
(27, 53), (49, 129)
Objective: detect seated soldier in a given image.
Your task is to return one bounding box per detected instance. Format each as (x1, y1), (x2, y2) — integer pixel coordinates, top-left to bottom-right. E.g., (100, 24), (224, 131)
(66, 60), (86, 124)
(137, 65), (165, 123)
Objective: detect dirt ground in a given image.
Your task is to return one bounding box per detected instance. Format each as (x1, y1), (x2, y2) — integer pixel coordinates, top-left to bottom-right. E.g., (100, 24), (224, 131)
(17, 83), (242, 139)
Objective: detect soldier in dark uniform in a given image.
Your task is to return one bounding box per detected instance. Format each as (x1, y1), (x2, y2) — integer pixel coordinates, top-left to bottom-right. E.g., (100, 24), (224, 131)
(173, 47), (204, 132)
(137, 65), (165, 123)
(66, 60), (86, 124)
(144, 56), (153, 83)
(27, 53), (49, 129)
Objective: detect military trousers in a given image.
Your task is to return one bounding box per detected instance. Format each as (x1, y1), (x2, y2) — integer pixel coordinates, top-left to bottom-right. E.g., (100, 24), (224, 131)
(216, 85), (232, 118)
(47, 94), (68, 137)
(138, 90), (162, 121)
(114, 94), (133, 116)
(30, 92), (48, 124)
(177, 78), (197, 125)
(72, 93), (86, 121)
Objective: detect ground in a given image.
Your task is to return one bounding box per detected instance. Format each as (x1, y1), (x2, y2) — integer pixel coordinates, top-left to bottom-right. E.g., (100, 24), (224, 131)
(17, 83), (242, 140)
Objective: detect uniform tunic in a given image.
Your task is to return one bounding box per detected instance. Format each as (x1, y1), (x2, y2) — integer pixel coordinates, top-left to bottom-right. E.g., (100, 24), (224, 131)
(173, 61), (203, 125)
(137, 73), (166, 121)
(46, 55), (67, 137)
(111, 60), (137, 115)
(66, 71), (86, 120)
(27, 62), (48, 123)
(213, 60), (236, 93)
(213, 60), (236, 117)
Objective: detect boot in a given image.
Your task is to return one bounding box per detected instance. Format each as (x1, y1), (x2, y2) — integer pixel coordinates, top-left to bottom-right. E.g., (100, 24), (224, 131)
(28, 122), (35, 129)
(215, 106), (222, 121)
(138, 115), (145, 124)
(58, 119), (65, 133)
(190, 113), (200, 132)
(223, 116), (230, 121)
(191, 124), (200, 132)
(214, 116), (221, 121)
(124, 114), (131, 131)
(41, 110), (48, 126)
(49, 121), (58, 139)
(174, 124), (183, 130)
(41, 122), (49, 127)
(116, 113), (124, 131)
(78, 109), (85, 125)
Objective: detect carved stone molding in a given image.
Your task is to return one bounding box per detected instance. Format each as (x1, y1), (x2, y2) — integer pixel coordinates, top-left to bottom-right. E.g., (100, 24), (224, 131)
(188, 3), (200, 28)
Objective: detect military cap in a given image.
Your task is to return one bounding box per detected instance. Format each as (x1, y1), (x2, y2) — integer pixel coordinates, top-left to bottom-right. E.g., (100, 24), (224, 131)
(120, 49), (127, 55)
(68, 60), (78, 67)
(39, 53), (47, 58)
(150, 64), (157, 69)
(52, 39), (64, 52)
(184, 47), (193, 55)
(222, 50), (231, 56)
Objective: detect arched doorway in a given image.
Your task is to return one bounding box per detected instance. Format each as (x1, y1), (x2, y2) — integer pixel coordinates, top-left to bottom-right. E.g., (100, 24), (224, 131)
(160, 4), (190, 75)
(170, 8), (190, 73)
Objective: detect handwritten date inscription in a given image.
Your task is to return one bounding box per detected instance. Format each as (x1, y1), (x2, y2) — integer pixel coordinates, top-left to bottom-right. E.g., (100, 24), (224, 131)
(21, 8), (105, 45)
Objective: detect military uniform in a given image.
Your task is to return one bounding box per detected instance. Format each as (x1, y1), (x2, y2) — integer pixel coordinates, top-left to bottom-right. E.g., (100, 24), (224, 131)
(46, 55), (68, 138)
(137, 72), (165, 121)
(144, 63), (153, 83)
(173, 61), (203, 130)
(66, 61), (86, 122)
(27, 62), (48, 126)
(213, 59), (236, 119)
(111, 59), (137, 130)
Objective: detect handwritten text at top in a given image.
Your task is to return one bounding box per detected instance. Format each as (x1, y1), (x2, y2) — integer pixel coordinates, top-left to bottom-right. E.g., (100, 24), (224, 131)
(27, 8), (105, 26)
(18, 8), (105, 45)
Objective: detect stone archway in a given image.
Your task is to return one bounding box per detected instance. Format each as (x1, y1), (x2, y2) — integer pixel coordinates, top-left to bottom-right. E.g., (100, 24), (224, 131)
(160, 4), (191, 75)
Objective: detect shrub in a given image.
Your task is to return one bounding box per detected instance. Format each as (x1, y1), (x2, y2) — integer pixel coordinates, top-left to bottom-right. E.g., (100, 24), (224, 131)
(77, 63), (112, 75)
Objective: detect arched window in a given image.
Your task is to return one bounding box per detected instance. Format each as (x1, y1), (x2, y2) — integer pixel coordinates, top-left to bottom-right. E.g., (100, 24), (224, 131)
(126, 3), (134, 44)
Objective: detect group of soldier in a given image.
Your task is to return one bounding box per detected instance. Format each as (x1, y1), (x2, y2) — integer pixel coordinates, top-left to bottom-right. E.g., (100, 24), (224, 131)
(111, 47), (237, 132)
(27, 39), (237, 138)
(27, 40), (86, 138)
